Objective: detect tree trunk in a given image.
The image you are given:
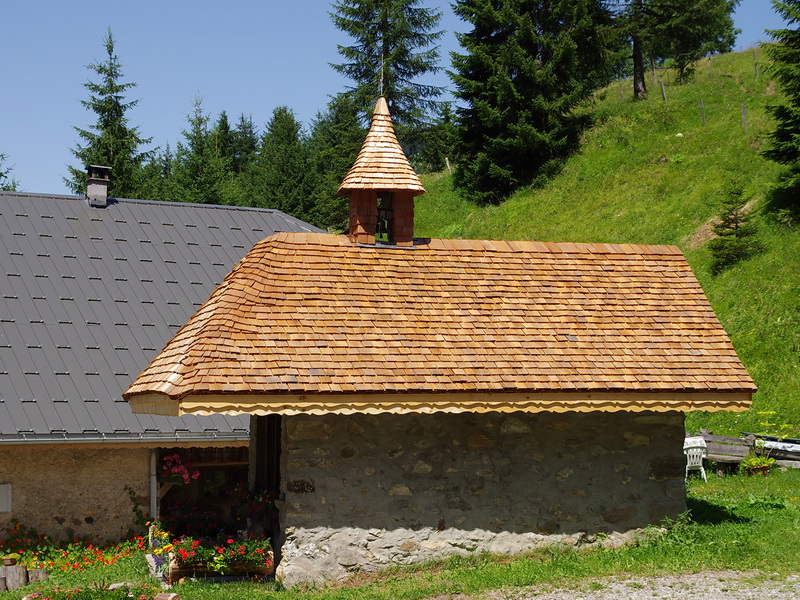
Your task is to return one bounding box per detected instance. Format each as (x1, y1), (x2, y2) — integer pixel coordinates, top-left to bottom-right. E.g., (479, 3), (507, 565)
(631, 0), (647, 99)
(632, 33), (647, 99)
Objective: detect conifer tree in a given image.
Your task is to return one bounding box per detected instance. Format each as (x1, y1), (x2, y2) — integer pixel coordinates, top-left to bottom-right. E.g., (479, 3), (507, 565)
(616, 0), (738, 97)
(66, 28), (152, 197)
(172, 99), (232, 205)
(307, 94), (366, 230)
(330, 0), (444, 148)
(708, 182), (764, 274)
(230, 114), (259, 174)
(647, 0), (738, 84)
(763, 0), (800, 190)
(213, 111), (234, 167)
(243, 107), (312, 218)
(138, 144), (180, 202)
(451, 0), (614, 204)
(0, 153), (18, 191)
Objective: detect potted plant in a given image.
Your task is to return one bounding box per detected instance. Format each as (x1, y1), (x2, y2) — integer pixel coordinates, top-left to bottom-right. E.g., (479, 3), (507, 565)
(159, 453), (200, 484)
(741, 450), (775, 475)
(2, 552), (21, 566)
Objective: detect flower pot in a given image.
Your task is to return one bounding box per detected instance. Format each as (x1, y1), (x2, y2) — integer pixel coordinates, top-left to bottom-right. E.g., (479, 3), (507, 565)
(2, 558), (16, 566)
(744, 465), (771, 476)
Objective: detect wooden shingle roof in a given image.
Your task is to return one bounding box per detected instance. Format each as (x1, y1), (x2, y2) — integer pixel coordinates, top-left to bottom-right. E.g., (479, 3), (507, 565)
(125, 232), (754, 417)
(337, 97), (425, 196)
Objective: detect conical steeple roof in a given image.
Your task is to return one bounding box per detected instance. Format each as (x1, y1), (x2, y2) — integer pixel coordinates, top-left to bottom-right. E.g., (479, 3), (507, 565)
(337, 97), (425, 196)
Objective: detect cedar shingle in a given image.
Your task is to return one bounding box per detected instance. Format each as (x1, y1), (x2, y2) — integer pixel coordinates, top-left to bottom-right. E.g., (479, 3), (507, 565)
(124, 233), (756, 404)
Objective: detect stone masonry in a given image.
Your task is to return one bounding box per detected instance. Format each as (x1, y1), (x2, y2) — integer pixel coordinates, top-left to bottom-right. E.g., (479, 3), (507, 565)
(0, 446), (150, 542)
(275, 411), (686, 587)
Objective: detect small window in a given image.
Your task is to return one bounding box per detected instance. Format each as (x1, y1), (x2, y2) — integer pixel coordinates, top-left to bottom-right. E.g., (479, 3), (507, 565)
(376, 191), (394, 244)
(0, 484), (11, 512)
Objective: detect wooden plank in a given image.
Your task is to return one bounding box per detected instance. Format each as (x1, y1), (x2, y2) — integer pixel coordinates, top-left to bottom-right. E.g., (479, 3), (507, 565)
(706, 444), (750, 457)
(708, 454), (743, 463)
(700, 433), (753, 444)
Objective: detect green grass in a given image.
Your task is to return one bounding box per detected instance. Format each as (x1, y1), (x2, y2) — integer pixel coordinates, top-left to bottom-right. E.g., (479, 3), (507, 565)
(416, 50), (800, 437)
(6, 469), (800, 599)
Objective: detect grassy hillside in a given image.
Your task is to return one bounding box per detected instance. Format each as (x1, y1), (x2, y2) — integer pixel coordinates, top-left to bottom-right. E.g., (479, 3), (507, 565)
(415, 50), (800, 438)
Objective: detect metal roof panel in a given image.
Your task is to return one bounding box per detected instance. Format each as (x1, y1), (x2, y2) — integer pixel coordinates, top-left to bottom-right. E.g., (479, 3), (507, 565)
(0, 191), (321, 441)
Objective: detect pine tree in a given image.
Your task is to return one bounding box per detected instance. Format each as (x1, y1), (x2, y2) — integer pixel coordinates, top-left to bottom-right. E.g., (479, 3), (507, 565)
(763, 0), (800, 189)
(243, 107), (311, 218)
(708, 182), (764, 274)
(0, 153), (18, 191)
(66, 28), (152, 197)
(307, 94), (366, 230)
(451, 0), (614, 204)
(172, 99), (232, 205)
(330, 0), (444, 148)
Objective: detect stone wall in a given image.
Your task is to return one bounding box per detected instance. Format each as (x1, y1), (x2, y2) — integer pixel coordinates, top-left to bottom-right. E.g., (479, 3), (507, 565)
(0, 446), (150, 542)
(276, 411), (686, 587)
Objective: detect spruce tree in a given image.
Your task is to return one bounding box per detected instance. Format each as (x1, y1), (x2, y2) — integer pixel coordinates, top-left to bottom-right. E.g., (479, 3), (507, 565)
(230, 114), (259, 174)
(708, 182), (764, 274)
(172, 99), (232, 205)
(451, 0), (614, 204)
(763, 0), (800, 190)
(617, 0), (738, 97)
(307, 93), (366, 230)
(0, 153), (18, 191)
(647, 0), (738, 84)
(243, 107), (311, 218)
(66, 28), (152, 197)
(330, 0), (444, 148)
(138, 144), (180, 202)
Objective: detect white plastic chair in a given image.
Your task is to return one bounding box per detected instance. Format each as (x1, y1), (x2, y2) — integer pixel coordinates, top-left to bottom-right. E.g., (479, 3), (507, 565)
(683, 436), (708, 481)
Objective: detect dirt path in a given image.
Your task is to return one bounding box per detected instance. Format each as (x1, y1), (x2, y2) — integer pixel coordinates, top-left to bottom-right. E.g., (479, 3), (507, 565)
(474, 571), (800, 600)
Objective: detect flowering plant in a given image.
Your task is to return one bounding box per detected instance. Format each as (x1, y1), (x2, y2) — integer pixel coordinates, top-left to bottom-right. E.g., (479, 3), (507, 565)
(146, 521), (173, 575)
(171, 532), (272, 574)
(228, 483), (276, 523)
(159, 453), (199, 485)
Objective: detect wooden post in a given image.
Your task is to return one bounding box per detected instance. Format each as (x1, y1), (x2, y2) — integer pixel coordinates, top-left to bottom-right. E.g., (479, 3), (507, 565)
(700, 99), (706, 126)
(0, 565), (27, 591)
(28, 569), (51, 584)
(741, 104), (748, 132)
(445, 156), (452, 175)
(660, 81), (667, 103)
(652, 61), (657, 87)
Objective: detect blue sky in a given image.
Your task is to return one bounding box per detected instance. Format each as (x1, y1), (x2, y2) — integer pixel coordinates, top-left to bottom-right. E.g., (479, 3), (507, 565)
(0, 0), (787, 195)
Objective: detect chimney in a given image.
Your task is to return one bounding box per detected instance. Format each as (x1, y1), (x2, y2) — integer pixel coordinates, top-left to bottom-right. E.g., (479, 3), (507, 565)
(86, 165), (111, 208)
(337, 98), (424, 247)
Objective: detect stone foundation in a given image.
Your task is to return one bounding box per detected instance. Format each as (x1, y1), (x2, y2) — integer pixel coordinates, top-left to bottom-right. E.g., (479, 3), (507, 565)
(275, 411), (686, 587)
(0, 446), (150, 542)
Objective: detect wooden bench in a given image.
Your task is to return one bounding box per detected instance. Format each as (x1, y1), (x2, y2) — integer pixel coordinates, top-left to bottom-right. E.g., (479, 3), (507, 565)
(697, 432), (755, 476)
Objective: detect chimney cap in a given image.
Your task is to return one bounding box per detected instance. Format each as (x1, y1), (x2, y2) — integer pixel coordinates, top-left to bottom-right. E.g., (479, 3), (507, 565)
(86, 165), (112, 208)
(337, 97), (425, 197)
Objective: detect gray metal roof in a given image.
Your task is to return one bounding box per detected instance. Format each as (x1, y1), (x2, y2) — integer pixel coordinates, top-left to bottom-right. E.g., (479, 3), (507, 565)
(0, 191), (322, 444)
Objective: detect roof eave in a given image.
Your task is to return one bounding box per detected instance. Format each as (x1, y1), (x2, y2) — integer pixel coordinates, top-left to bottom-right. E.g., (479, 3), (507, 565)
(127, 389), (754, 418)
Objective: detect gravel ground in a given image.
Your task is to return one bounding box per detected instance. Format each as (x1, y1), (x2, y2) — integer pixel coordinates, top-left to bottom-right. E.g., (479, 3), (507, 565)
(475, 571), (800, 600)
